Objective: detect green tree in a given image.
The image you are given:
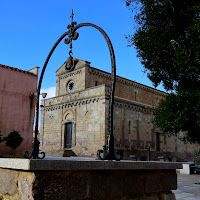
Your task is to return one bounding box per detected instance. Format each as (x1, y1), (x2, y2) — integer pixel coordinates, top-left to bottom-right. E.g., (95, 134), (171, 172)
(0, 133), (4, 143)
(5, 130), (24, 156)
(125, 0), (200, 143)
(153, 90), (200, 143)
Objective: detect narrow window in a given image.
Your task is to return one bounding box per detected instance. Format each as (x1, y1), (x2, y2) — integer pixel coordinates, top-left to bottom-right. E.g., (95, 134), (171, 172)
(135, 91), (137, 101)
(95, 81), (98, 86)
(128, 121), (131, 134)
(156, 132), (160, 151)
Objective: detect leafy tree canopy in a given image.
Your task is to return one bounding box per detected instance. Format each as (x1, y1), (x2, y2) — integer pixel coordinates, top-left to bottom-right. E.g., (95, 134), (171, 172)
(125, 0), (200, 143)
(5, 130), (23, 150)
(153, 90), (200, 143)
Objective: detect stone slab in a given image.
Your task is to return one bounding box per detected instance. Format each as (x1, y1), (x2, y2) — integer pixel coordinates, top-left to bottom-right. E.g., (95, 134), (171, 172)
(179, 163), (192, 175)
(0, 157), (182, 171)
(0, 158), (30, 170)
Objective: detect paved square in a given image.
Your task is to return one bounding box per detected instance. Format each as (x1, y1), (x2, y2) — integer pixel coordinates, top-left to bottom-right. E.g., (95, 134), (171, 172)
(173, 173), (200, 200)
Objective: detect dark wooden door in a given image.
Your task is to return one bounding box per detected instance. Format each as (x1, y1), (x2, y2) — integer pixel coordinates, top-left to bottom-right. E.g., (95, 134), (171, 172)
(65, 122), (72, 148)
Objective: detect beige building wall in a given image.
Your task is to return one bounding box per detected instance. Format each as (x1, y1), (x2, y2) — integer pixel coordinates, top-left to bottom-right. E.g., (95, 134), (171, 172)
(56, 59), (90, 96)
(40, 84), (106, 157)
(85, 67), (165, 107)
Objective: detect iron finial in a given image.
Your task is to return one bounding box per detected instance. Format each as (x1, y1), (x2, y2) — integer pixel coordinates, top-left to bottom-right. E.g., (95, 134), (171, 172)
(70, 9), (74, 23)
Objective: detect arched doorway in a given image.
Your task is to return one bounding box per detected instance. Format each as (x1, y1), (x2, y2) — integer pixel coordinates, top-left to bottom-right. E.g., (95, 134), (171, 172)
(65, 122), (73, 148)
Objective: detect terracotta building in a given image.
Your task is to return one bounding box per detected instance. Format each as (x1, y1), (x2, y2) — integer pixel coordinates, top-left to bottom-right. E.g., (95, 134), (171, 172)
(0, 64), (38, 156)
(40, 58), (199, 161)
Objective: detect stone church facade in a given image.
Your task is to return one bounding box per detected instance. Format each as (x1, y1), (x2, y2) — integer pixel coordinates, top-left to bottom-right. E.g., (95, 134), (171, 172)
(40, 58), (198, 161)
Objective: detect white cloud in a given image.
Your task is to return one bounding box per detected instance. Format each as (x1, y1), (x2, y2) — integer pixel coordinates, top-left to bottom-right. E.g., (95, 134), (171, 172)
(40, 87), (56, 99)
(34, 86), (56, 130)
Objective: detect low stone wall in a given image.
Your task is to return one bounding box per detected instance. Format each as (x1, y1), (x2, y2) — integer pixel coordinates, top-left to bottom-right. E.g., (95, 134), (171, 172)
(0, 169), (35, 200)
(0, 158), (181, 200)
(124, 149), (194, 162)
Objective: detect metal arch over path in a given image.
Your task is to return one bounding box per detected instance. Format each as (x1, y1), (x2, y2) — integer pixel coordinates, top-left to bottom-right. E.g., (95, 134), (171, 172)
(32, 20), (120, 160)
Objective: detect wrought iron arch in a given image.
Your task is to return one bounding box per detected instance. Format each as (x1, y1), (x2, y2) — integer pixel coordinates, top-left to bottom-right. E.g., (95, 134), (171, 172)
(30, 17), (122, 160)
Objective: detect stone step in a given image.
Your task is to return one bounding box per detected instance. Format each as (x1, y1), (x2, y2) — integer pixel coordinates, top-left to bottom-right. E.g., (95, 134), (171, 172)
(45, 150), (77, 157)
(63, 150), (77, 157)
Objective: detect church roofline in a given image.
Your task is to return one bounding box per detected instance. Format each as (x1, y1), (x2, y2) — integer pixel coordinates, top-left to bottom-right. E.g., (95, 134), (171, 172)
(56, 57), (91, 73)
(0, 64), (37, 76)
(54, 57), (167, 96)
(89, 66), (167, 95)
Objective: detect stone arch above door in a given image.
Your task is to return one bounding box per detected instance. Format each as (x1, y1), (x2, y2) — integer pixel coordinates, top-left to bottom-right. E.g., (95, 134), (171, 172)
(61, 110), (76, 149)
(63, 110), (74, 121)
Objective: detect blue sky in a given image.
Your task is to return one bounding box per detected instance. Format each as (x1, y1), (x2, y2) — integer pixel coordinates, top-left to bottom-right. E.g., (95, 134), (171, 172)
(0, 0), (164, 98)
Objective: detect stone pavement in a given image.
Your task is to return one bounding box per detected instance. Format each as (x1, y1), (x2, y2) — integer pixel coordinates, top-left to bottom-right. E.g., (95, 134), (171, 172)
(173, 173), (200, 200)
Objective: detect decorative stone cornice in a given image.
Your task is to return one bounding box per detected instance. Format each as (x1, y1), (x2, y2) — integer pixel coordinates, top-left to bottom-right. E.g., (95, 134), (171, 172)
(42, 92), (152, 114)
(114, 101), (152, 114)
(42, 97), (102, 112)
(58, 69), (82, 80)
(115, 96), (153, 109)
(104, 95), (153, 114)
(88, 68), (111, 79)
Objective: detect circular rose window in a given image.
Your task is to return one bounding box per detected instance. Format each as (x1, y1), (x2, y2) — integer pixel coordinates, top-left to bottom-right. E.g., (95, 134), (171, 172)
(67, 80), (75, 92)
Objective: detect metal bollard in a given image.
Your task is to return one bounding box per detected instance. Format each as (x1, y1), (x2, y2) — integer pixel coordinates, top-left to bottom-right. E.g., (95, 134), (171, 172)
(147, 146), (150, 161)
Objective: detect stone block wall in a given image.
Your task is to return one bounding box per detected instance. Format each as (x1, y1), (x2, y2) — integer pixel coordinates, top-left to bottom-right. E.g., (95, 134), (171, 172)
(86, 67), (166, 107)
(0, 168), (177, 200)
(110, 98), (197, 161)
(56, 58), (90, 96)
(74, 98), (106, 157)
(40, 85), (106, 157)
(40, 58), (200, 160)
(57, 67), (86, 96)
(113, 101), (153, 150)
(0, 168), (35, 200)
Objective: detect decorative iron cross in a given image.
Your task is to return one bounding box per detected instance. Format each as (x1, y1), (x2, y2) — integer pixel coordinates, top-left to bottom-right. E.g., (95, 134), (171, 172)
(70, 9), (74, 23)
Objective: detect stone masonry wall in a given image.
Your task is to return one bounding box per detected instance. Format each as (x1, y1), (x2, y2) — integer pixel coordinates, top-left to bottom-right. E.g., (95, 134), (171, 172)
(0, 168), (177, 200)
(40, 58), (200, 160)
(113, 101), (154, 151)
(40, 85), (106, 157)
(0, 168), (35, 200)
(56, 58), (90, 96)
(85, 64), (200, 159)
(57, 67), (86, 96)
(86, 67), (165, 107)
(112, 98), (198, 161)
(74, 98), (106, 157)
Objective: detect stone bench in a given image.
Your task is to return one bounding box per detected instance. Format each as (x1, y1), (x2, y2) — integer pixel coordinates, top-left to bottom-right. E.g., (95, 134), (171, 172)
(0, 157), (182, 200)
(190, 157), (200, 174)
(179, 162), (194, 175)
(178, 159), (200, 175)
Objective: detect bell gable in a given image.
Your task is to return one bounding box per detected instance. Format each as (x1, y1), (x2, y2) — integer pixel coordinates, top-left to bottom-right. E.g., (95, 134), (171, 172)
(56, 57), (90, 76)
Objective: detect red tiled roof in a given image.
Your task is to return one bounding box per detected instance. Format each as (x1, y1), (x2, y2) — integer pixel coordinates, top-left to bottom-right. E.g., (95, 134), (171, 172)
(0, 64), (37, 76)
